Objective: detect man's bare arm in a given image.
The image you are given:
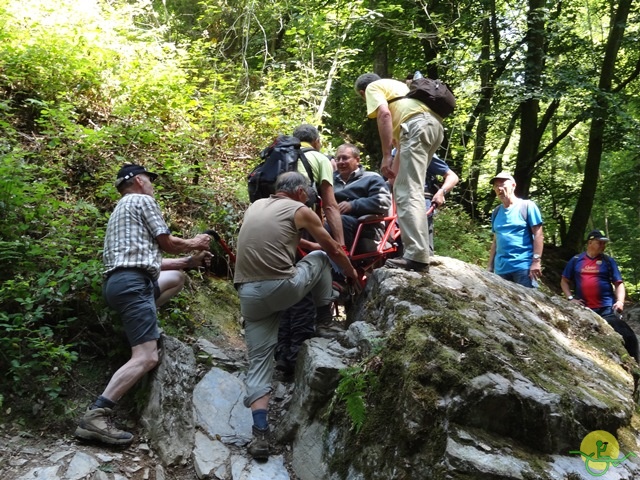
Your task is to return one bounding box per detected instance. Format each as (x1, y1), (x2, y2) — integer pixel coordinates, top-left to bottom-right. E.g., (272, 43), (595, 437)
(320, 181), (346, 245)
(294, 207), (357, 281)
(613, 282), (626, 313)
(156, 233), (211, 255)
(376, 104), (395, 179)
(529, 224), (543, 279)
(431, 169), (460, 206)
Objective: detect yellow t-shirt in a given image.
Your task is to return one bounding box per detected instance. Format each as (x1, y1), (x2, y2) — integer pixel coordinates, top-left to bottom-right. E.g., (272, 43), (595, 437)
(297, 142), (334, 186)
(365, 78), (432, 140)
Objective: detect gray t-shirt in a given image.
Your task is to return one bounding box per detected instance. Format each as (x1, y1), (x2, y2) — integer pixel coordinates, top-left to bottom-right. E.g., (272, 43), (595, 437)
(234, 196), (305, 284)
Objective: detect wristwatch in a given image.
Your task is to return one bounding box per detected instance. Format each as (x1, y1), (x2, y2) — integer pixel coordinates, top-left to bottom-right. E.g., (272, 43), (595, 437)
(567, 295), (574, 301)
(532, 253), (541, 260)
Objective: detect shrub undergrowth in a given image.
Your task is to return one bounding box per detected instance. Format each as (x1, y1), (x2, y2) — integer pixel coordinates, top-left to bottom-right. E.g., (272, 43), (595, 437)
(0, 0), (494, 421)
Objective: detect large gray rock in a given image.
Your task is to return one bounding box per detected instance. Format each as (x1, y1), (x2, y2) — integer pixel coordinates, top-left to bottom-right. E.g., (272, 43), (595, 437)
(193, 367), (253, 446)
(140, 335), (197, 466)
(286, 256), (640, 479)
(277, 337), (349, 443)
(4, 256), (640, 480)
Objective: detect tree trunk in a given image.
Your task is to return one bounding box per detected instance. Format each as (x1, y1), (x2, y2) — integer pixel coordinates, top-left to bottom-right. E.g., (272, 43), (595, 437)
(461, 12), (493, 220)
(564, 0), (633, 253)
(514, 0), (546, 197)
(373, 40), (388, 78)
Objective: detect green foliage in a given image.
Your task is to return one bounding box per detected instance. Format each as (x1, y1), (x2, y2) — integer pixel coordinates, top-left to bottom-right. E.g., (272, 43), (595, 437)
(433, 204), (493, 266)
(592, 152), (640, 299)
(0, 1), (253, 413)
(334, 363), (378, 433)
(333, 342), (384, 433)
(0, 262), (101, 403)
(2, 0), (640, 422)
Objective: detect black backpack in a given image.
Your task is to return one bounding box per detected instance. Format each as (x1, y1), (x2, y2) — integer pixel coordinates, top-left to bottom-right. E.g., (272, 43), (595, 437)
(390, 77), (456, 119)
(247, 135), (317, 204)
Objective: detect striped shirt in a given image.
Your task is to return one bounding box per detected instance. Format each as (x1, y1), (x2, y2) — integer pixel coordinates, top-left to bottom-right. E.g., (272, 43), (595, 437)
(103, 194), (171, 280)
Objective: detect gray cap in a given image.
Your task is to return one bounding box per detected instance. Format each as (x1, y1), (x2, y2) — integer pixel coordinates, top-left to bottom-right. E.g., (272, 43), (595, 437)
(489, 171), (515, 185)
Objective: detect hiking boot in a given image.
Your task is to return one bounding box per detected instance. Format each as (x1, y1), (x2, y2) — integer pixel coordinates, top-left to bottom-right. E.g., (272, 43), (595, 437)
(332, 280), (353, 303)
(315, 321), (346, 339)
(248, 425), (270, 461)
(316, 304), (334, 326)
(385, 257), (429, 273)
(275, 358), (295, 376)
(74, 407), (133, 446)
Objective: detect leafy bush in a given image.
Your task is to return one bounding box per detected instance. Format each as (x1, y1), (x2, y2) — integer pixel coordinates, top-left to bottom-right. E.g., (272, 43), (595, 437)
(433, 203), (493, 266)
(0, 150), (105, 407)
(0, 0), (249, 413)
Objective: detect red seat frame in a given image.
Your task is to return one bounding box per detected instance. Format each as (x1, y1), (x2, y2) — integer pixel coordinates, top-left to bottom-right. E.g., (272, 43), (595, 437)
(347, 203), (401, 274)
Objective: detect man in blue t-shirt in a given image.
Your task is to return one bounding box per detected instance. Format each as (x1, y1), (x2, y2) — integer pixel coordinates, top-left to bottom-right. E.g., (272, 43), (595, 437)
(488, 172), (544, 288)
(560, 229), (638, 361)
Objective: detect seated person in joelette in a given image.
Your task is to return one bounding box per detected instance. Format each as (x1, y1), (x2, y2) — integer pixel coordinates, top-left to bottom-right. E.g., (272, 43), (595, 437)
(330, 143), (392, 252)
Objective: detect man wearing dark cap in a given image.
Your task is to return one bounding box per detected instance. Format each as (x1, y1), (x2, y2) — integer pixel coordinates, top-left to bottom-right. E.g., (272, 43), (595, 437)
(74, 164), (212, 446)
(488, 171), (544, 288)
(560, 230), (638, 361)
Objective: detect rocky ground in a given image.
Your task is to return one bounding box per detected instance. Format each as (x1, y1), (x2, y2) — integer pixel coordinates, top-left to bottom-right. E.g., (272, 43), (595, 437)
(0, 371), (300, 480)
(2, 265), (640, 480)
(0, 424), (190, 480)
(0, 311), (344, 480)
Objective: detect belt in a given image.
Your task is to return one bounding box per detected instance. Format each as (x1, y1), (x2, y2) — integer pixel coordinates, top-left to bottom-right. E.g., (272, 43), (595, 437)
(105, 267), (153, 279)
(405, 109), (442, 124)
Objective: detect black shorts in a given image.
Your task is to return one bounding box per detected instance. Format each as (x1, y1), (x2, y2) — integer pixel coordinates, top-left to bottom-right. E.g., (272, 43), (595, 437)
(103, 269), (160, 347)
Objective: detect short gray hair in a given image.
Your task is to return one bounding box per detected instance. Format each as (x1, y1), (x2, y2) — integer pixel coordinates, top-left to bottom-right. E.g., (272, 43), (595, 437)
(354, 73), (381, 93)
(275, 172), (308, 194)
(337, 143), (360, 159)
(116, 177), (137, 193)
(292, 124), (319, 143)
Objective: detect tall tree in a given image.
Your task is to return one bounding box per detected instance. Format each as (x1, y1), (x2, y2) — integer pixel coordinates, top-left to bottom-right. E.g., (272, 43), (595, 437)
(513, 0), (547, 197)
(565, 0), (635, 252)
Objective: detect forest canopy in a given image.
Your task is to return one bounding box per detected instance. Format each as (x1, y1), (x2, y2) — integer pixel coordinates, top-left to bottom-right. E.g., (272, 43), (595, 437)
(1, 0), (640, 408)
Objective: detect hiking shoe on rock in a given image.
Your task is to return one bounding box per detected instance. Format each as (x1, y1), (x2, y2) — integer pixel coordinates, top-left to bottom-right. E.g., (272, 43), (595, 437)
(74, 407), (133, 446)
(248, 425), (270, 461)
(315, 321), (346, 339)
(275, 358), (295, 376)
(316, 304), (334, 326)
(385, 257), (429, 273)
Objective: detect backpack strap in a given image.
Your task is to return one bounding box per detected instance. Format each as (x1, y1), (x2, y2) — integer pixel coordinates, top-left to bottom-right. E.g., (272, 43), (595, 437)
(491, 200), (533, 234)
(298, 147), (315, 185)
(601, 254), (615, 280)
(299, 147), (324, 217)
(490, 205), (500, 231)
